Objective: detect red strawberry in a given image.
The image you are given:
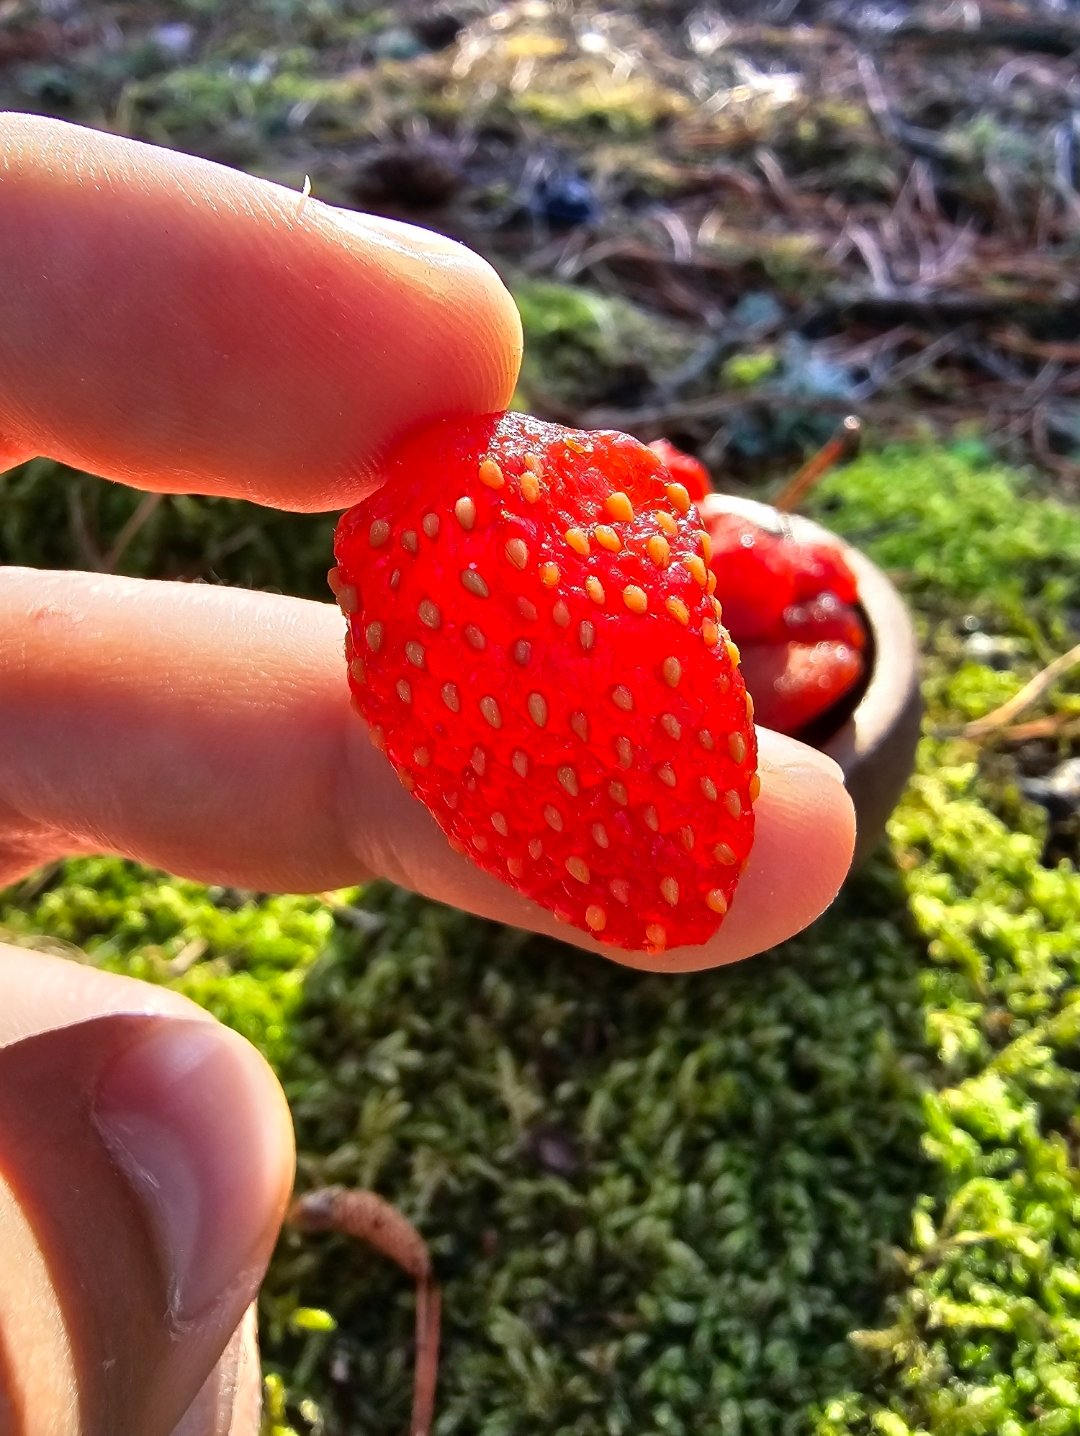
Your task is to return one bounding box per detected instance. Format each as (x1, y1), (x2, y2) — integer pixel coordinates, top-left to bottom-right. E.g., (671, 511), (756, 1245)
(332, 413), (758, 955)
(699, 504), (868, 734)
(789, 541), (860, 607)
(738, 640), (863, 735)
(647, 439), (711, 503)
(781, 591), (867, 651)
(701, 511), (865, 645)
(700, 512), (801, 642)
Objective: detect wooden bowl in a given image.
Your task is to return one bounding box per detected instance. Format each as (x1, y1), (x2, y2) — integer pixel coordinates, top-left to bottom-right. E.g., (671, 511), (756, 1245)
(700, 495), (923, 863)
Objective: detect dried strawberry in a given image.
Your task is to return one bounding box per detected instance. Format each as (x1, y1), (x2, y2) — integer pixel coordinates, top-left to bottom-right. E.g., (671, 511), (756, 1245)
(647, 439), (712, 503)
(738, 640), (863, 734)
(332, 413), (758, 955)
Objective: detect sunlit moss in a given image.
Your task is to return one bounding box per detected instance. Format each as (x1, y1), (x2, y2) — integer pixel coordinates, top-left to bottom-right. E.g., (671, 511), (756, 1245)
(513, 278), (696, 411)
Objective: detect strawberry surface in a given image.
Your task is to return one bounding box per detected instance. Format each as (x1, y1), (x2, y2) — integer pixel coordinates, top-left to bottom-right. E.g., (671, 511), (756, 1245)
(333, 413), (758, 955)
(781, 591), (866, 650)
(646, 439), (712, 504)
(700, 512), (801, 642)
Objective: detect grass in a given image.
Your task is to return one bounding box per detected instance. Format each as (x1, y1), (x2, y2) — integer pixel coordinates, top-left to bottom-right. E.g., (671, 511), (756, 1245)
(2, 442), (1078, 1435)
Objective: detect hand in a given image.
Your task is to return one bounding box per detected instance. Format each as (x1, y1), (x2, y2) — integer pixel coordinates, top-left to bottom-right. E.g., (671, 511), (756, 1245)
(0, 115), (855, 1433)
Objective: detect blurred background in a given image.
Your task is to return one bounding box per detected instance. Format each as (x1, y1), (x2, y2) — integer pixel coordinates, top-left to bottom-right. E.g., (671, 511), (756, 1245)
(2, 5), (1080, 1436)
(2, 0), (1079, 485)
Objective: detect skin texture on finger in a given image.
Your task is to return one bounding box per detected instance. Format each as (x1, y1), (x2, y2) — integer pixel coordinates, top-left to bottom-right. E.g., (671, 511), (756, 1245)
(0, 972), (293, 1436)
(169, 1307), (261, 1436)
(0, 942), (211, 1050)
(0, 115), (522, 510)
(0, 569), (855, 970)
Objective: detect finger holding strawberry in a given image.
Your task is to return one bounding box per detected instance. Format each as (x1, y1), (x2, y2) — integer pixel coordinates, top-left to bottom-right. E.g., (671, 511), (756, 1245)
(0, 117), (853, 981)
(333, 414), (759, 956)
(331, 422), (867, 963)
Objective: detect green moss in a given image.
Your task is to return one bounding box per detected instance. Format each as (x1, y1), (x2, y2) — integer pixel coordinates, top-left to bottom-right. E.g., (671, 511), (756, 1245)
(0, 458), (335, 599)
(0, 860), (336, 1067)
(515, 76), (687, 138)
(512, 278), (697, 411)
(697, 229), (837, 300)
(406, 24), (688, 140)
(117, 60), (357, 150)
(722, 350), (781, 389)
(3, 438), (1078, 1434)
(4, 0), (1078, 1422)
(942, 114), (1051, 199)
(802, 445), (1080, 1436)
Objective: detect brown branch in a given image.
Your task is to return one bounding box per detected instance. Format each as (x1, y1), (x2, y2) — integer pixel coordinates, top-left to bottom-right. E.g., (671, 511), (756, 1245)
(957, 643), (1080, 741)
(580, 378), (1058, 436)
(840, 18), (1080, 58)
(987, 714), (1080, 744)
(290, 1187), (441, 1436)
(990, 328), (1080, 364)
(102, 492), (165, 573)
(774, 416), (862, 512)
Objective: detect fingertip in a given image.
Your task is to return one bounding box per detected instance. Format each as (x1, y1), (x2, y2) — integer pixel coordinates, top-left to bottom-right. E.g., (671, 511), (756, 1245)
(315, 205), (524, 381)
(737, 733), (857, 933)
(0, 117), (524, 509)
(0, 942), (214, 1047)
(308, 203), (524, 503)
(619, 733), (856, 972)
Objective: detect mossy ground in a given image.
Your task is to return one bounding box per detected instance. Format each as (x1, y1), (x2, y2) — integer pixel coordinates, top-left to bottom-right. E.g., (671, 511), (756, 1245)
(3, 445), (1079, 1436)
(3, 2), (1080, 1432)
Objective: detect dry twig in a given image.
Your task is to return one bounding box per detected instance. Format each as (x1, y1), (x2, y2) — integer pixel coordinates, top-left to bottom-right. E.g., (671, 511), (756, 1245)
(290, 1187), (441, 1436)
(958, 643), (1080, 741)
(773, 416), (862, 512)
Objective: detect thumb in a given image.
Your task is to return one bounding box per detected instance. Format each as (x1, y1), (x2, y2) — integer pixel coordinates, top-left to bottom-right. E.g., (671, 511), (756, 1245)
(170, 1307), (262, 1436)
(0, 951), (294, 1436)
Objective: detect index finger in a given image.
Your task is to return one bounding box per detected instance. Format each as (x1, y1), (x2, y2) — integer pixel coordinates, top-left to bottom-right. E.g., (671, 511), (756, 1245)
(0, 114), (522, 512)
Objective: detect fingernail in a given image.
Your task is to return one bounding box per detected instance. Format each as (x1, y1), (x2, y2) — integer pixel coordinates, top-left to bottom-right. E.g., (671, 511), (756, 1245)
(757, 729), (846, 785)
(771, 756), (846, 787)
(93, 1019), (292, 1326)
(169, 1306), (262, 1436)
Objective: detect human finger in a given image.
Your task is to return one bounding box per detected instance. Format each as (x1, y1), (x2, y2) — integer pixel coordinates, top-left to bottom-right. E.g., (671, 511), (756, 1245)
(0, 114), (521, 511)
(0, 946), (294, 1435)
(0, 567), (854, 970)
(169, 1308), (261, 1436)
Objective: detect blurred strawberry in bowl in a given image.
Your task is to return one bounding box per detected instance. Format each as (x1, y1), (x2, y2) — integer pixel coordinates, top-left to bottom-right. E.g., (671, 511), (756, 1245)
(656, 443), (922, 859)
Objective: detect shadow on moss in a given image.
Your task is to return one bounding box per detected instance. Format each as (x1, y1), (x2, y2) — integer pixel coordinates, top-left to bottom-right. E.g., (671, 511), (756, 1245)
(256, 858), (930, 1436)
